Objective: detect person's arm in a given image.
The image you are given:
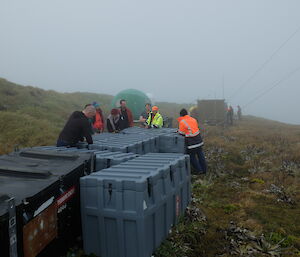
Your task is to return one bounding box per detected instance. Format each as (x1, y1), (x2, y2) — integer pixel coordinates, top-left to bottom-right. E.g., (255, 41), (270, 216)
(178, 121), (186, 136)
(139, 115), (146, 123)
(83, 119), (93, 144)
(156, 115), (163, 128)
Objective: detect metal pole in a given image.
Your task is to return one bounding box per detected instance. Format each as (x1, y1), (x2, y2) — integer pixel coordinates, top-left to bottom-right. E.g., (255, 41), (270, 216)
(222, 75), (225, 99)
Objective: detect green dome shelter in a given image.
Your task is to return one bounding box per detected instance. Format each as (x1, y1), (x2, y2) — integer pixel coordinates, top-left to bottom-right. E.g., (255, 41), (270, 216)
(111, 89), (152, 120)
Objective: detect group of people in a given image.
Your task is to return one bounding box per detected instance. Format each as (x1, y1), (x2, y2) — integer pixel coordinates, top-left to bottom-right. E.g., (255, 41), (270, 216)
(107, 101), (164, 132)
(57, 100), (165, 145)
(56, 101), (207, 175)
(226, 105), (242, 125)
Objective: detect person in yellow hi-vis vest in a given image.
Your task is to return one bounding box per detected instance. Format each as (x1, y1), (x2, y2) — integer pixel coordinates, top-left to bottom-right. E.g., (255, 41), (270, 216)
(146, 106), (163, 128)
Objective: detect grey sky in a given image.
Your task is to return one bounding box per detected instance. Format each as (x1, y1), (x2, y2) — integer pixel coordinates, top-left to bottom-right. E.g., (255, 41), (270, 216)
(1, 0), (300, 124)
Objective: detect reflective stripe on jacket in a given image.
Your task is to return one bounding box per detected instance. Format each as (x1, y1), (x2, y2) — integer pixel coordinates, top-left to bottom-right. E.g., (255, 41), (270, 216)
(146, 112), (163, 128)
(177, 115), (203, 150)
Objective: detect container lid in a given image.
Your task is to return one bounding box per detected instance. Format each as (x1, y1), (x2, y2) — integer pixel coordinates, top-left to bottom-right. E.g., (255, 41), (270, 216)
(19, 150), (79, 160)
(0, 165), (52, 179)
(0, 194), (10, 204)
(82, 172), (148, 192)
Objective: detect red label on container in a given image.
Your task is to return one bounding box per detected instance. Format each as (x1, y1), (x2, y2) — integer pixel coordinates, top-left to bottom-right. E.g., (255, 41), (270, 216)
(23, 203), (57, 257)
(57, 186), (76, 207)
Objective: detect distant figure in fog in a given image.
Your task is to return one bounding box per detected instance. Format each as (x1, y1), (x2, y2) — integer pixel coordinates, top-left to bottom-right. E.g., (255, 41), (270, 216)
(57, 105), (96, 147)
(118, 99), (134, 130)
(237, 105), (242, 121)
(107, 108), (121, 133)
(226, 105), (234, 125)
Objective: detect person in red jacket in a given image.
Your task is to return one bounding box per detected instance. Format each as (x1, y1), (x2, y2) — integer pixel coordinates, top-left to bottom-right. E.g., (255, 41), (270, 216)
(92, 102), (105, 133)
(118, 99), (134, 130)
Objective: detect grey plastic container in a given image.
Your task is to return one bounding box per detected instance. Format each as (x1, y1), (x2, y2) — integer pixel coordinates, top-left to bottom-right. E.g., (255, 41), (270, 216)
(159, 134), (185, 153)
(121, 127), (185, 153)
(94, 151), (139, 171)
(92, 132), (160, 154)
(81, 169), (168, 257)
(80, 153), (191, 257)
(124, 154), (191, 218)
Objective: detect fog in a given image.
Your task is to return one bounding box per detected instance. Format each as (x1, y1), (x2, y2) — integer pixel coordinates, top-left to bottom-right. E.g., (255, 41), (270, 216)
(1, 0), (300, 124)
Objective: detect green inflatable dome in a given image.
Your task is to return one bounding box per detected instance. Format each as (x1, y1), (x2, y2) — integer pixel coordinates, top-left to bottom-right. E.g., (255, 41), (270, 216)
(111, 89), (152, 120)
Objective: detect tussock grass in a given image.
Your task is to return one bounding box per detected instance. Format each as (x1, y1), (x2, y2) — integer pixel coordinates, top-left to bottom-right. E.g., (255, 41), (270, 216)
(155, 116), (300, 256)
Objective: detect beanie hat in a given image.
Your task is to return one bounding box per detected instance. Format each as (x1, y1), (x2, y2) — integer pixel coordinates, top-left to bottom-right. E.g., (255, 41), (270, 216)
(111, 108), (120, 115)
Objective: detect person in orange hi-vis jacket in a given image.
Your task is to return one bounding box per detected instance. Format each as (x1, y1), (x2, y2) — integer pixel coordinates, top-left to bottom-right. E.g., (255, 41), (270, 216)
(177, 108), (207, 174)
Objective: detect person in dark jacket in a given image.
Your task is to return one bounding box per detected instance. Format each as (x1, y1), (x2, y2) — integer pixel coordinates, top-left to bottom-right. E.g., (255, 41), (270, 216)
(118, 99), (134, 130)
(237, 105), (242, 121)
(177, 108), (207, 174)
(107, 108), (120, 133)
(139, 103), (151, 127)
(56, 105), (96, 147)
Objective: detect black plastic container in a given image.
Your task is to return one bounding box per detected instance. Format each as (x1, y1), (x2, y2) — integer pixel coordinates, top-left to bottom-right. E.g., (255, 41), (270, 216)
(0, 150), (92, 257)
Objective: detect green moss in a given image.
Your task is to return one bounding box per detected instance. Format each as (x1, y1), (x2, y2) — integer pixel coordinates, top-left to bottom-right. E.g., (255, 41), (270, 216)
(223, 204), (240, 214)
(268, 232), (300, 248)
(251, 178), (265, 184)
(245, 195), (300, 236)
(224, 152), (245, 165)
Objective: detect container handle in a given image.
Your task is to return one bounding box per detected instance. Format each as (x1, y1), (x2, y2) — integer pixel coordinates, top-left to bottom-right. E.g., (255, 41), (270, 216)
(147, 178), (152, 197)
(108, 183), (113, 201)
(106, 159), (111, 168)
(170, 169), (174, 182)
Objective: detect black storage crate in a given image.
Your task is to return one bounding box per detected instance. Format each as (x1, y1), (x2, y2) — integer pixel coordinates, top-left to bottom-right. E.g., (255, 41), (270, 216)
(0, 150), (92, 257)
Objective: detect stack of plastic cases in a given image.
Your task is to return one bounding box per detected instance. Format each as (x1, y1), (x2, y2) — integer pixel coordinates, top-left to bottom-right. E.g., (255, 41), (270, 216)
(92, 132), (161, 154)
(121, 127), (186, 154)
(80, 153), (191, 257)
(22, 147), (139, 172)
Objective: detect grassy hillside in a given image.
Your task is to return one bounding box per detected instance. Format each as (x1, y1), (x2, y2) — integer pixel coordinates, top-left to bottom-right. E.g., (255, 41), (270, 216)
(0, 78), (114, 154)
(154, 118), (300, 257)
(0, 78), (191, 154)
(0, 78), (113, 125)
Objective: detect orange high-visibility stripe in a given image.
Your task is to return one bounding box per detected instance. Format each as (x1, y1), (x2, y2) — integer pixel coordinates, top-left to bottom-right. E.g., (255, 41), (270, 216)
(178, 115), (200, 137)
